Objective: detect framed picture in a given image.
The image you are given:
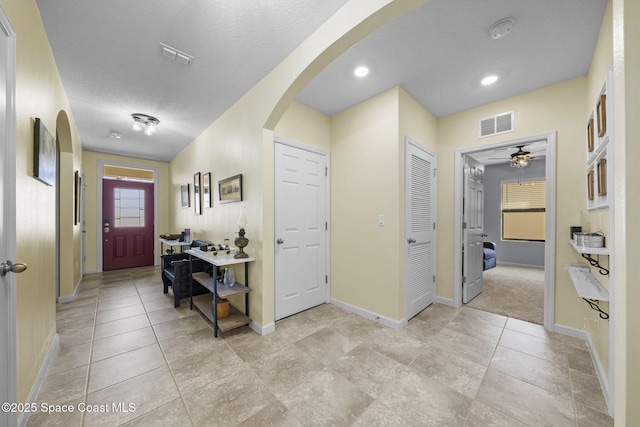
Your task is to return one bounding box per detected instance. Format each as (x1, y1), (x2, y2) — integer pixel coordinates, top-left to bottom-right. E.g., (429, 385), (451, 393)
(587, 117), (594, 153)
(597, 94), (607, 137)
(203, 172), (212, 208)
(180, 184), (190, 208)
(587, 170), (595, 201)
(34, 118), (56, 186)
(218, 174), (242, 203)
(598, 158), (607, 197)
(74, 171), (80, 225)
(194, 172), (201, 215)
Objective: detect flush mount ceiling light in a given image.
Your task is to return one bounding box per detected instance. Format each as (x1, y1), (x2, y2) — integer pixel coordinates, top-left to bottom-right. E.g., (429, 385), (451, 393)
(110, 131), (122, 139)
(489, 17), (514, 39)
(354, 65), (370, 78)
(481, 75), (498, 86)
(160, 42), (195, 65)
(131, 113), (159, 136)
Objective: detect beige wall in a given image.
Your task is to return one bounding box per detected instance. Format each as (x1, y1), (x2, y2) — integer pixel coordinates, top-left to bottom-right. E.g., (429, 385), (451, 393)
(3, 0), (82, 406)
(82, 151), (170, 273)
(274, 101), (331, 152)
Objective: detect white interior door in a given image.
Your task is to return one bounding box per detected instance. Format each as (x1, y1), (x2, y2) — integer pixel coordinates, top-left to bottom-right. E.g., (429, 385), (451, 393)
(405, 139), (436, 320)
(462, 155), (485, 303)
(274, 142), (328, 321)
(0, 7), (17, 425)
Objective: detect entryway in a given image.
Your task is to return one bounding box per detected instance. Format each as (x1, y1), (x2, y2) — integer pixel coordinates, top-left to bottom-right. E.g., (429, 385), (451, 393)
(453, 132), (556, 329)
(274, 139), (329, 321)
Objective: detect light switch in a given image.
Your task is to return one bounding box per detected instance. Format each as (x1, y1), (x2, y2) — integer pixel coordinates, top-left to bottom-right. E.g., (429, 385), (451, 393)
(378, 215), (385, 226)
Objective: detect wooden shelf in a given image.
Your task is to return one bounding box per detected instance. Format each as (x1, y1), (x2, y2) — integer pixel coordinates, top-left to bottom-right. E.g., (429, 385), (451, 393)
(566, 265), (609, 301)
(192, 272), (250, 298)
(568, 239), (610, 256)
(191, 294), (250, 332)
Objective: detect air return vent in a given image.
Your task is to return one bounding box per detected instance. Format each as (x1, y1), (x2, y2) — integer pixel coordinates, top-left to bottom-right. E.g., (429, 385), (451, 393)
(479, 111), (514, 138)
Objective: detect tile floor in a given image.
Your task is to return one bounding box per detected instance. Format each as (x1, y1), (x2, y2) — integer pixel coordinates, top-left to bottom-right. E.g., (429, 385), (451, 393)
(27, 266), (614, 426)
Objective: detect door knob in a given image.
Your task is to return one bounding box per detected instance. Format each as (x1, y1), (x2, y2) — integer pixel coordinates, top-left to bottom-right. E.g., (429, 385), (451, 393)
(481, 233), (488, 237)
(407, 238), (416, 244)
(1, 260), (28, 277)
(276, 238), (284, 244)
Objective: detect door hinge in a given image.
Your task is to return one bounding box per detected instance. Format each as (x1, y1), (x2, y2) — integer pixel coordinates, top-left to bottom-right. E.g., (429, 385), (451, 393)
(325, 275), (328, 284)
(434, 168), (437, 177)
(325, 222), (328, 230)
(433, 275), (436, 283)
(462, 276), (466, 284)
(433, 222), (436, 230)
(325, 166), (328, 177)
(463, 222), (467, 229)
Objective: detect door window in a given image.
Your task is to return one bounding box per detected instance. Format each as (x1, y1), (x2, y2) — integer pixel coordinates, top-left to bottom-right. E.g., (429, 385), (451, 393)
(114, 188), (145, 227)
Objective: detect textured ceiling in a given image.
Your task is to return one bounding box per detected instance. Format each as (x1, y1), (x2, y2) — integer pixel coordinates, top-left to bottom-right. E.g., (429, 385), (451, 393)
(36, 0), (607, 162)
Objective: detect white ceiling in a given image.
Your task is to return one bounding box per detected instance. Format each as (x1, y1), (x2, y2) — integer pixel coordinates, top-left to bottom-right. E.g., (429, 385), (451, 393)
(36, 0), (607, 163)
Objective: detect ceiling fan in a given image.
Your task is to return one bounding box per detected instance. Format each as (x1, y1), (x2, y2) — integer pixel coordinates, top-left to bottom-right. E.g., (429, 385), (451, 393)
(490, 144), (540, 168)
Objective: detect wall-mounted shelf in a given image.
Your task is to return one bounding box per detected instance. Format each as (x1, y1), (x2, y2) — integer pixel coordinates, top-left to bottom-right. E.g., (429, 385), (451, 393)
(567, 239), (609, 255)
(566, 265), (609, 319)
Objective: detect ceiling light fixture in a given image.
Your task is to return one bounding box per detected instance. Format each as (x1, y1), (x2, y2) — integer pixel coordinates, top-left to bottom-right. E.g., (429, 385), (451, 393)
(110, 131), (122, 139)
(131, 113), (159, 136)
(489, 18), (514, 39)
(354, 65), (370, 78)
(481, 75), (498, 86)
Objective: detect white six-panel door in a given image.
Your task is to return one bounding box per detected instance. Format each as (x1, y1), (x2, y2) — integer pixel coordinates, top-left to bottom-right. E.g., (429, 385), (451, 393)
(405, 139), (436, 320)
(462, 155), (485, 303)
(274, 142), (328, 321)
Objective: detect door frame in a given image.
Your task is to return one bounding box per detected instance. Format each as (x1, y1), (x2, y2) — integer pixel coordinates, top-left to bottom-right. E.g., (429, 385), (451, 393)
(96, 160), (159, 272)
(453, 132), (557, 330)
(0, 5), (17, 425)
(273, 136), (331, 320)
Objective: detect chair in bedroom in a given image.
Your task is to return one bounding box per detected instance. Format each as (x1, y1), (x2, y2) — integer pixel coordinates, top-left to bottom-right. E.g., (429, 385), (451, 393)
(483, 241), (497, 271)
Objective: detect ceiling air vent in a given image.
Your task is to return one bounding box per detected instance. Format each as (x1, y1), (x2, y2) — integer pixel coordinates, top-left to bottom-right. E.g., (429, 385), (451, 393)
(479, 111), (514, 138)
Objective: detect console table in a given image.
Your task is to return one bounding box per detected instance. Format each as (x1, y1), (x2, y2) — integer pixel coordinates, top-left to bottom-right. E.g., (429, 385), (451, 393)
(185, 249), (255, 337)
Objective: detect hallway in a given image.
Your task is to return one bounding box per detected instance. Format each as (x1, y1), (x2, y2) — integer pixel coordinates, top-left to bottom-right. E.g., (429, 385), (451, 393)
(27, 267), (612, 426)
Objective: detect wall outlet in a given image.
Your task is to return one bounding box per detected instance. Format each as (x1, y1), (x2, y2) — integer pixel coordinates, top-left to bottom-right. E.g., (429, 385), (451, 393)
(377, 215), (385, 226)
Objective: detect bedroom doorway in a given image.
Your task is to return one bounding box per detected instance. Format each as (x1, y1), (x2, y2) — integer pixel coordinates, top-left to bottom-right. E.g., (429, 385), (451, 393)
(453, 132), (556, 330)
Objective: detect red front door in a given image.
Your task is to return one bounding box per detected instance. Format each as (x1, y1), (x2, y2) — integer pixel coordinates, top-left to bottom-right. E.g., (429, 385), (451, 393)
(103, 180), (154, 271)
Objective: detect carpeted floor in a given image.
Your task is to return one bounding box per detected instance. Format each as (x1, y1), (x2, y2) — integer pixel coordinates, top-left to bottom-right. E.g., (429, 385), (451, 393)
(466, 264), (544, 325)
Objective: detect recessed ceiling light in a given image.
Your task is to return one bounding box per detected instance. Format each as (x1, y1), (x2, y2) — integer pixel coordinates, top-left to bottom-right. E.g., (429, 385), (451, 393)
(354, 65), (369, 78)
(481, 75), (498, 86)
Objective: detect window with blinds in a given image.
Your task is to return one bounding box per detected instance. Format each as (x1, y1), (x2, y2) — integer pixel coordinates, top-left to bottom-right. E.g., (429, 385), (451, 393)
(501, 180), (546, 241)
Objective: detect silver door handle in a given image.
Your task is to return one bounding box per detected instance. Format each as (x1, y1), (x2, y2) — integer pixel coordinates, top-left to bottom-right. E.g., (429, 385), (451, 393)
(277, 238), (284, 244)
(1, 260), (27, 277)
(407, 238), (416, 244)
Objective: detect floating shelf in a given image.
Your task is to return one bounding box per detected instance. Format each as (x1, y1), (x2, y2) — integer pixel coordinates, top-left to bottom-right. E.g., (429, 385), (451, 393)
(566, 265), (609, 302)
(568, 239), (609, 256)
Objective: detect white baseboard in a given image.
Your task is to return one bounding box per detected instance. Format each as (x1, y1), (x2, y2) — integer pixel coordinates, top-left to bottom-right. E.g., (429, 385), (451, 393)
(249, 321), (275, 335)
(435, 296), (456, 307)
(554, 323), (612, 415)
(497, 261), (544, 269)
(18, 334), (59, 427)
(57, 277), (83, 303)
(330, 298), (405, 330)
(83, 269), (97, 275)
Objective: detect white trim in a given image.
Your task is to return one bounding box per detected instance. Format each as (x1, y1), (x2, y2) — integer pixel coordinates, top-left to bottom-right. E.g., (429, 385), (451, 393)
(57, 277), (83, 303)
(272, 137), (331, 321)
(249, 321), (275, 336)
(0, 7), (17, 427)
(17, 334), (59, 427)
(453, 132), (556, 331)
(497, 261), (544, 269)
(554, 323), (612, 416)
(330, 298), (406, 330)
(96, 159), (160, 271)
(435, 296), (455, 307)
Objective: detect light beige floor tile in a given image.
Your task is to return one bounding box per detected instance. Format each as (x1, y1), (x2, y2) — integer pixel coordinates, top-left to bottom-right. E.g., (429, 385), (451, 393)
(142, 298), (178, 313)
(91, 326), (158, 362)
(224, 327), (291, 363)
(464, 400), (527, 427)
(403, 317), (446, 343)
(458, 307), (507, 327)
(97, 295), (142, 312)
(151, 314), (211, 341)
(567, 346), (597, 375)
(182, 369), (276, 426)
(280, 368), (373, 427)
(46, 342), (91, 376)
(237, 400), (303, 427)
(95, 303), (146, 324)
(55, 302), (97, 320)
(159, 327), (227, 363)
(329, 313), (385, 344)
(121, 398), (192, 427)
(476, 368), (575, 426)
(98, 284), (139, 301)
(367, 327), (426, 366)
(411, 345), (487, 399)
(505, 317), (548, 339)
(93, 314), (150, 340)
(499, 328), (567, 366)
(84, 366), (179, 427)
(139, 291), (174, 304)
(88, 344), (165, 393)
(376, 369), (472, 426)
(350, 400), (414, 427)
(36, 365), (88, 405)
(273, 311), (325, 343)
(56, 311), (96, 332)
(57, 325), (94, 347)
(575, 402), (614, 427)
(329, 344), (408, 399)
(490, 346), (572, 398)
(432, 327), (497, 366)
(25, 397), (84, 427)
(293, 327), (361, 366)
(570, 368), (609, 414)
(250, 344), (326, 397)
(415, 302), (461, 325)
(445, 313), (504, 345)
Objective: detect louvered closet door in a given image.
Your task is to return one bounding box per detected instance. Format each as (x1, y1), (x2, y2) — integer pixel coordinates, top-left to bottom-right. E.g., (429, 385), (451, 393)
(405, 139), (436, 320)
